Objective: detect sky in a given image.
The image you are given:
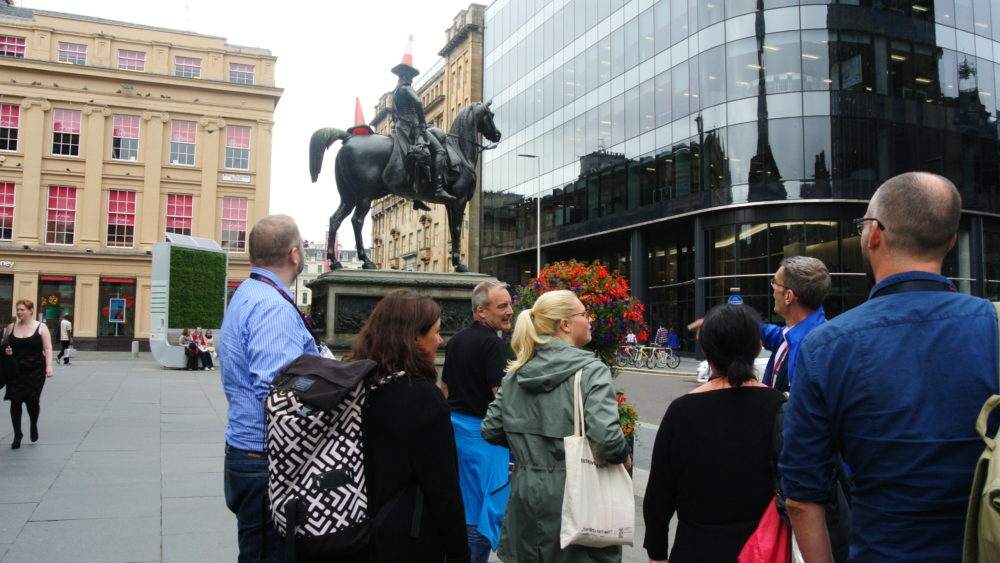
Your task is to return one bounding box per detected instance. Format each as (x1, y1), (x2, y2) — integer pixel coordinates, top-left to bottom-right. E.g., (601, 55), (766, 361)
(18, 0), (484, 249)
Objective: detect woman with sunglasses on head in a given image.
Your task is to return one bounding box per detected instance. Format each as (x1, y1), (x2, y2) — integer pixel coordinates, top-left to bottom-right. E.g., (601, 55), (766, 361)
(482, 289), (631, 563)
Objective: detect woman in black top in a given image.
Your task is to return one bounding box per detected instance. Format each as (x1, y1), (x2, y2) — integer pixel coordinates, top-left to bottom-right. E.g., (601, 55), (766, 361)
(643, 304), (784, 562)
(340, 289), (470, 563)
(4, 299), (54, 449)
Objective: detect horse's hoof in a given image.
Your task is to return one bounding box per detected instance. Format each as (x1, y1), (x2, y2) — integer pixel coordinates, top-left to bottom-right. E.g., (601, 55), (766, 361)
(329, 261), (344, 270)
(362, 261), (378, 270)
(454, 264), (469, 273)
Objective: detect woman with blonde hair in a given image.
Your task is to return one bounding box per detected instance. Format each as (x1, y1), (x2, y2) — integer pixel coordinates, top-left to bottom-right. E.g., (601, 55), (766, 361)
(482, 289), (630, 563)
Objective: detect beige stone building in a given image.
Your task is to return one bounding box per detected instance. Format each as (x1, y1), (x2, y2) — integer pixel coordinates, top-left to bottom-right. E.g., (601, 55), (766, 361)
(0, 4), (280, 348)
(369, 4), (485, 273)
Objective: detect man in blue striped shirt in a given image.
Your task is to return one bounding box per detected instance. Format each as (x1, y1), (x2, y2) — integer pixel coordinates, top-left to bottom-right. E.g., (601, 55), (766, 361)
(219, 214), (318, 562)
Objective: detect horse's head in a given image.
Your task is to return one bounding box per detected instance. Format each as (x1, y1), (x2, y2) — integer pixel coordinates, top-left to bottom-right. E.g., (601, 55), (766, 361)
(476, 101), (502, 143)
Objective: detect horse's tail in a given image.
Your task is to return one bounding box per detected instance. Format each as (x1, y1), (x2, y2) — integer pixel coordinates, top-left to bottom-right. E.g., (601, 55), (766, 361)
(309, 127), (349, 183)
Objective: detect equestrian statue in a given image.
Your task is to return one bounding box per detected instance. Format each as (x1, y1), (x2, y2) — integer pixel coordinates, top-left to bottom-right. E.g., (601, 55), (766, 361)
(309, 56), (501, 273)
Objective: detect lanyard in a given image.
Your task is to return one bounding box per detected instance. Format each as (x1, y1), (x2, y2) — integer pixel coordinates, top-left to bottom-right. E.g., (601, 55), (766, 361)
(249, 273), (312, 330)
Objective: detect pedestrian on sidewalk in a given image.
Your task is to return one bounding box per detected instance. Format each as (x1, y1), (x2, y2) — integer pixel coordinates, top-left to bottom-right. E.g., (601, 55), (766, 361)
(441, 281), (513, 562)
(482, 289), (631, 563)
(55, 313), (72, 365)
(342, 289), (471, 563)
(219, 215), (318, 562)
(3, 299), (54, 449)
(644, 304), (784, 562)
(781, 172), (998, 561)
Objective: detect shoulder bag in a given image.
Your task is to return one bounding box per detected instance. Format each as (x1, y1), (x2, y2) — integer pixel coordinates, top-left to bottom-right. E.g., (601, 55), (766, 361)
(961, 302), (1000, 562)
(0, 324), (17, 388)
(559, 368), (635, 548)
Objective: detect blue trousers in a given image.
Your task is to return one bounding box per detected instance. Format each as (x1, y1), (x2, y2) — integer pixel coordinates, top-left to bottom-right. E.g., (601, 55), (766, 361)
(467, 524), (492, 563)
(224, 444), (284, 563)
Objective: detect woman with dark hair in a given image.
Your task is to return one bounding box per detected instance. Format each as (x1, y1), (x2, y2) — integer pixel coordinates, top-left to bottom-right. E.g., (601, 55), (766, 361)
(3, 299), (54, 449)
(342, 289), (470, 563)
(643, 304), (785, 562)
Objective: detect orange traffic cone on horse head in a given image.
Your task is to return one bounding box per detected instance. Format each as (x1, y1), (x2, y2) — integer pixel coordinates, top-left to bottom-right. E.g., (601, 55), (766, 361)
(347, 97), (372, 136)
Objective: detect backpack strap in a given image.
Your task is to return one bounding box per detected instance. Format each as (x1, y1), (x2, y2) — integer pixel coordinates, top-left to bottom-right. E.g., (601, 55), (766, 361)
(977, 303), (1000, 446)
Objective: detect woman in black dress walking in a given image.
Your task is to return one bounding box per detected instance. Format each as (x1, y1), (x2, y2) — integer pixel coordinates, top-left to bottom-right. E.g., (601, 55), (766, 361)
(4, 299), (54, 449)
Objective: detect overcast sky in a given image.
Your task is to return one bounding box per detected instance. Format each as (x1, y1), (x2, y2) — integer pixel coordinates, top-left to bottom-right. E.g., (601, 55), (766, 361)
(19, 0), (483, 249)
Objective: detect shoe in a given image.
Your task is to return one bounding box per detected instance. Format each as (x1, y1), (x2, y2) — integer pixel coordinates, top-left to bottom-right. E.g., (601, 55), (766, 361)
(30, 425), (37, 442)
(432, 186), (456, 202)
(412, 200), (431, 211)
(11, 432), (21, 449)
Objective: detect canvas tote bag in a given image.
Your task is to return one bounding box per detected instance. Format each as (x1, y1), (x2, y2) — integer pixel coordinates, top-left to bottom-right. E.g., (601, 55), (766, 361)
(560, 368), (635, 548)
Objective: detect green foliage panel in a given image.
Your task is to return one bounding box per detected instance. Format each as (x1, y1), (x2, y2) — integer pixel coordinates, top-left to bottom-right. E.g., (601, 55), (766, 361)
(168, 247), (226, 329)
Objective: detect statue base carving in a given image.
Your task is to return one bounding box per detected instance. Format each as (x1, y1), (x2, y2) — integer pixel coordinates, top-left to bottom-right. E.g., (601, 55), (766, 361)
(307, 269), (499, 356)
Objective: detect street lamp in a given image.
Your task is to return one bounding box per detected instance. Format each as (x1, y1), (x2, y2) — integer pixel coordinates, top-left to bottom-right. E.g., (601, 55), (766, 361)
(517, 153), (541, 277)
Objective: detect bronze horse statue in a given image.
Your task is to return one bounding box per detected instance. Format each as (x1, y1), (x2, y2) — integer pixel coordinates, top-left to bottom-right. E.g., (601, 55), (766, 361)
(309, 101), (501, 272)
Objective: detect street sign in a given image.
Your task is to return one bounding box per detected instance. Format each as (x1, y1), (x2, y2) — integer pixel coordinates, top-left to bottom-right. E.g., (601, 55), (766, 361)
(728, 295), (744, 305)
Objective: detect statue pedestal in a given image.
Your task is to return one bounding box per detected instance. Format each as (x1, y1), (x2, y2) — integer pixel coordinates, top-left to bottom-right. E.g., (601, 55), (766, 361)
(307, 269), (498, 354)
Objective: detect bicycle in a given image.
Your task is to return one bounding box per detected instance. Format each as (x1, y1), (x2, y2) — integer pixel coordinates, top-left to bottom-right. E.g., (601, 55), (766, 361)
(652, 346), (681, 369)
(633, 345), (659, 369)
(614, 345), (637, 368)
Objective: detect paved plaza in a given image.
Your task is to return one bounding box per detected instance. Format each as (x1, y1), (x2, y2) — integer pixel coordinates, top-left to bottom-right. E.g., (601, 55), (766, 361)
(0, 352), (695, 562)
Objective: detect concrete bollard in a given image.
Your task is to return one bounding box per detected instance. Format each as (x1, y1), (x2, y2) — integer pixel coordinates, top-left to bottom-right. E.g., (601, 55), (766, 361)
(131, 340), (139, 359)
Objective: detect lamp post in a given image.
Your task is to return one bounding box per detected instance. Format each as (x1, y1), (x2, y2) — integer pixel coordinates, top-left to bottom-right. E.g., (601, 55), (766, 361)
(517, 153), (541, 277)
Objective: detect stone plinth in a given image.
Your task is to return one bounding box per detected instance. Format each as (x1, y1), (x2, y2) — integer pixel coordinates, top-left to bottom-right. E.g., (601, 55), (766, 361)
(306, 269), (497, 352)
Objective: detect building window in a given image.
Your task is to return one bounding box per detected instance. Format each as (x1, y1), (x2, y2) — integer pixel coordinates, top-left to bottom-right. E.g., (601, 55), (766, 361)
(0, 35), (25, 58)
(0, 183), (13, 241)
(0, 104), (18, 151)
(46, 186), (77, 245)
(174, 56), (201, 78)
(229, 63), (255, 84)
(107, 190), (136, 248)
(57, 42), (87, 65)
(221, 196), (248, 252)
(225, 126), (251, 170)
(166, 193), (193, 236)
(117, 49), (146, 71)
(52, 109), (81, 157)
(111, 115), (139, 161)
(169, 121), (196, 166)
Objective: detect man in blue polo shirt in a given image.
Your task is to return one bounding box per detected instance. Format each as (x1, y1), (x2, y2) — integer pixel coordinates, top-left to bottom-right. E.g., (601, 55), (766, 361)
(219, 215), (318, 562)
(781, 172), (998, 561)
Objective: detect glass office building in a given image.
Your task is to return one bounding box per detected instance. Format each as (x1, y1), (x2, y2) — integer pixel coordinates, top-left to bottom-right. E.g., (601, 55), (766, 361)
(481, 0), (1000, 347)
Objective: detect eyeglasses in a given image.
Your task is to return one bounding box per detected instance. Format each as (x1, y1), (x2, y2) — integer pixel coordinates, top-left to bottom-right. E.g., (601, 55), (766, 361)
(569, 310), (592, 322)
(770, 278), (792, 292)
(853, 217), (886, 236)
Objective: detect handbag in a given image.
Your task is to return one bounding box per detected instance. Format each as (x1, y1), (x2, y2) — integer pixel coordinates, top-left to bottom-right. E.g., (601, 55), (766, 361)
(961, 302), (1000, 562)
(559, 368), (635, 548)
(738, 495), (792, 563)
(64, 345), (77, 359)
(0, 324), (17, 388)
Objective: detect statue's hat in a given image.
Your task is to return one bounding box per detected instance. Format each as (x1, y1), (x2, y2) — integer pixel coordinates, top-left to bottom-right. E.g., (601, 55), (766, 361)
(391, 34), (420, 79)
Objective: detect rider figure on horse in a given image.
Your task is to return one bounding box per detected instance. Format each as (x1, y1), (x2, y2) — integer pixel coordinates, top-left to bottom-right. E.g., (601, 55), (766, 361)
(390, 56), (456, 211)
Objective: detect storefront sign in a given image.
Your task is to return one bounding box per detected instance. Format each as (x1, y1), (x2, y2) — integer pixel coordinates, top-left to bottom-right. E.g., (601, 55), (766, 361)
(0, 261), (13, 268)
(222, 173), (251, 183)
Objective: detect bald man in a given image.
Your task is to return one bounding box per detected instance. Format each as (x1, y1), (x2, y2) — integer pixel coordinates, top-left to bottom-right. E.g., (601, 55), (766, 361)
(780, 173), (998, 562)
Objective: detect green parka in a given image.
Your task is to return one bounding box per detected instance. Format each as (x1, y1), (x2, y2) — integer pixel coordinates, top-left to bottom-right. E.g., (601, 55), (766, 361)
(481, 337), (628, 563)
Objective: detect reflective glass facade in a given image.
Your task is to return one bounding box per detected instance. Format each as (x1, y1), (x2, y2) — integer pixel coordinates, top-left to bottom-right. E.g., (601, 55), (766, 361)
(482, 0), (1000, 341)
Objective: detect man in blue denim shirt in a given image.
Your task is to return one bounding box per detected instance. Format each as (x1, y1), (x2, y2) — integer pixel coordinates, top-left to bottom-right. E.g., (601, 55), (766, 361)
(219, 215), (318, 562)
(781, 173), (998, 562)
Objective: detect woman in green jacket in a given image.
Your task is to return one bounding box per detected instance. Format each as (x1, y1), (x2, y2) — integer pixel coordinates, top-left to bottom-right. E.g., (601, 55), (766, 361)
(481, 289), (631, 563)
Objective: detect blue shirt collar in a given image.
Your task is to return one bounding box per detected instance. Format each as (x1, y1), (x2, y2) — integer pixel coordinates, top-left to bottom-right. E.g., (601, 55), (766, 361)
(868, 271), (955, 300)
(249, 267), (293, 299)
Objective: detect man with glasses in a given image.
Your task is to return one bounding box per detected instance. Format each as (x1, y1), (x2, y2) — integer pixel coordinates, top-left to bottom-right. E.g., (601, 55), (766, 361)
(781, 172), (998, 561)
(760, 256), (830, 392)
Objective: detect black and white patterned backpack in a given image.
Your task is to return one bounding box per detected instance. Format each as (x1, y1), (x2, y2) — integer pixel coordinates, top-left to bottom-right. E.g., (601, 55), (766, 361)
(266, 354), (378, 560)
